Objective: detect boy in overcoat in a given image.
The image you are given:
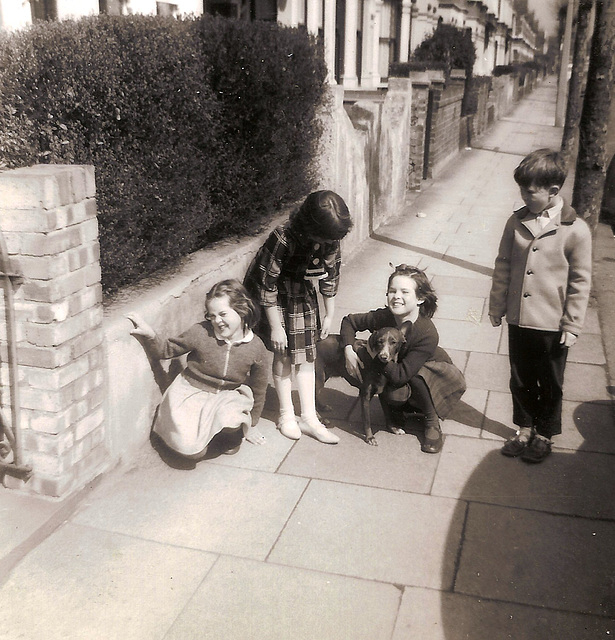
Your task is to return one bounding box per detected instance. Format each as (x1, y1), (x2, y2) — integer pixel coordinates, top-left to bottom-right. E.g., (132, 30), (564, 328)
(489, 148), (592, 463)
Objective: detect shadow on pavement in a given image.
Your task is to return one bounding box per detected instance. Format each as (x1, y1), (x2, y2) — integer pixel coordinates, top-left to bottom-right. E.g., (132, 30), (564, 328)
(439, 400), (615, 639)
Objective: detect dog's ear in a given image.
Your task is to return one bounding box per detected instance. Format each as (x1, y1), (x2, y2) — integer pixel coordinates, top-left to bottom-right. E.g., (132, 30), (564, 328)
(367, 330), (378, 352)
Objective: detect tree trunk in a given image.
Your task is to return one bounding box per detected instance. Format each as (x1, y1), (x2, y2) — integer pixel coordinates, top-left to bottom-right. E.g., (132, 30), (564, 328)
(572, 0), (615, 232)
(561, 0), (594, 166)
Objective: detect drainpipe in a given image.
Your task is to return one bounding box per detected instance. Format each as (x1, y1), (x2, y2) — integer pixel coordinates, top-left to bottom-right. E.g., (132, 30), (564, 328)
(0, 228), (32, 481)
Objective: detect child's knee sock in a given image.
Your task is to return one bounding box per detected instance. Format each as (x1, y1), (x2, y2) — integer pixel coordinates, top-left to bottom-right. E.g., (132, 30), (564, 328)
(517, 426), (533, 442)
(295, 363), (339, 444)
(296, 363), (318, 420)
(273, 374), (295, 418)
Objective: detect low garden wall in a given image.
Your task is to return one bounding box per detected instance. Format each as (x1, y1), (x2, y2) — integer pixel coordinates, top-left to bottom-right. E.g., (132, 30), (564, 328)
(0, 71), (535, 498)
(0, 79), (414, 496)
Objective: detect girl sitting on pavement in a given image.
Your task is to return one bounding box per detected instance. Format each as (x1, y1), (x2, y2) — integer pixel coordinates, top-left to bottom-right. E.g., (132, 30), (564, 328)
(341, 264), (466, 453)
(244, 190), (353, 444)
(127, 279), (268, 460)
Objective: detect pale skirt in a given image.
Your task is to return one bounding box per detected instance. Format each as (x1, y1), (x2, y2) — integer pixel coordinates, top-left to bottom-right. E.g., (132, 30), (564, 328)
(153, 372), (254, 456)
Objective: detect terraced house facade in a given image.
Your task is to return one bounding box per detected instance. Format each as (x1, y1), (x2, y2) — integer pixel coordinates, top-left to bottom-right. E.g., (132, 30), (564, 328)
(0, 0), (540, 83)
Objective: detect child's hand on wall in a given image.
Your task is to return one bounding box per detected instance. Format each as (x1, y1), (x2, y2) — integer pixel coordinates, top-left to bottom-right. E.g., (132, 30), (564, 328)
(126, 313), (156, 340)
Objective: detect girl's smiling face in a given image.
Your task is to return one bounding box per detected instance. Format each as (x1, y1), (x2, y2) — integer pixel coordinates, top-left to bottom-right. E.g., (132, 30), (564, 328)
(206, 295), (244, 342)
(387, 274), (423, 323)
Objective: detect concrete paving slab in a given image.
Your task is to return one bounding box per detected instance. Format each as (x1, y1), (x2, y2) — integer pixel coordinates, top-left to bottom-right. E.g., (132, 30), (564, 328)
(431, 435), (615, 519)
(278, 422), (438, 493)
(444, 244), (499, 268)
(455, 502), (615, 617)
(73, 464), (307, 560)
(430, 274), (492, 298)
(165, 555), (401, 640)
(434, 319), (502, 355)
(567, 332), (606, 365)
(561, 399), (615, 454)
(442, 389), (511, 438)
(205, 417), (295, 473)
(268, 479), (464, 589)
(0, 491), (61, 559)
(434, 295), (485, 322)
(481, 391), (516, 440)
(463, 352), (510, 392)
(0, 523), (215, 640)
(584, 305), (601, 334)
(392, 586), (613, 640)
(563, 362), (610, 401)
(445, 347), (469, 374)
(418, 255), (494, 279)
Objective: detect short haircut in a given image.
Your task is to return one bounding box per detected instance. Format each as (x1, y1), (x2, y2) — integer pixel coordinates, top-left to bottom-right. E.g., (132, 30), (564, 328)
(387, 264), (438, 318)
(289, 190), (353, 241)
(205, 279), (260, 330)
(514, 148), (567, 189)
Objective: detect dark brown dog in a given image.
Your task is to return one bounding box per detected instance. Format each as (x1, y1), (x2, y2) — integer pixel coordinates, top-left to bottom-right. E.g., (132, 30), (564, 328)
(315, 327), (406, 445)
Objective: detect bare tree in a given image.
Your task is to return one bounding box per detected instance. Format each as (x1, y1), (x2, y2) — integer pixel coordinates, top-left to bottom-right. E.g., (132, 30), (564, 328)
(572, 0), (615, 232)
(561, 0), (594, 165)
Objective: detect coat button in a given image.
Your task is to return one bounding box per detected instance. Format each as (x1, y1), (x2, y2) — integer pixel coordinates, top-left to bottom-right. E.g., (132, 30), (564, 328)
(527, 269), (533, 275)
(523, 292), (531, 297)
(532, 246), (538, 251)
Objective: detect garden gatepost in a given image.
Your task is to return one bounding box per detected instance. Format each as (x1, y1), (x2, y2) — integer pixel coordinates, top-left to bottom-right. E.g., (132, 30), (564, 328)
(0, 165), (107, 498)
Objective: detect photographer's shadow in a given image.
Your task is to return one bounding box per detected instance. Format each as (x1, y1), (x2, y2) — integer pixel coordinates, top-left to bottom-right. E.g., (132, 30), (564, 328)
(434, 399), (615, 639)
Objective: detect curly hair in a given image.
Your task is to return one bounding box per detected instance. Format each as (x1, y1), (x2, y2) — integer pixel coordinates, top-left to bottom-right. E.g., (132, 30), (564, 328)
(387, 264), (438, 318)
(205, 279), (260, 330)
(289, 190), (353, 241)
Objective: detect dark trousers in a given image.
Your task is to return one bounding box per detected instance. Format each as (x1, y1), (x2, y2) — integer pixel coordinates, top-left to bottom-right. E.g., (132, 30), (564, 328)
(508, 324), (568, 439)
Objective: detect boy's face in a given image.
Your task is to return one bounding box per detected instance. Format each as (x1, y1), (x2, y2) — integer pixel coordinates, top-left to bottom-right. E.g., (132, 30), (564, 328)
(518, 183), (559, 214)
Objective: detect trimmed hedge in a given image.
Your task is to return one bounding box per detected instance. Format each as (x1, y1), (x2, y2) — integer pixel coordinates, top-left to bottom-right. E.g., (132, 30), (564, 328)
(409, 24), (475, 80)
(0, 15), (327, 293)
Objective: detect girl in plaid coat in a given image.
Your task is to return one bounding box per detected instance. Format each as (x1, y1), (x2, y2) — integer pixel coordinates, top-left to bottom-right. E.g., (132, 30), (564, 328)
(245, 191), (352, 444)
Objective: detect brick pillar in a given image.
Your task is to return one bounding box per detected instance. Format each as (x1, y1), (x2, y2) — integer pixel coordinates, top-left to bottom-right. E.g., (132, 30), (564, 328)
(408, 70), (430, 190)
(0, 165), (107, 498)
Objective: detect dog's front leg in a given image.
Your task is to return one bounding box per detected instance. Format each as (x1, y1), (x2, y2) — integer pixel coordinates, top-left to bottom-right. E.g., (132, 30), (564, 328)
(360, 388), (377, 446)
(379, 394), (405, 435)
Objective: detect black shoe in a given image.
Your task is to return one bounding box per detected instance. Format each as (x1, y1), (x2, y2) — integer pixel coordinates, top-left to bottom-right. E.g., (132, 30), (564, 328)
(421, 425), (443, 454)
(521, 437), (552, 463)
(501, 433), (532, 457)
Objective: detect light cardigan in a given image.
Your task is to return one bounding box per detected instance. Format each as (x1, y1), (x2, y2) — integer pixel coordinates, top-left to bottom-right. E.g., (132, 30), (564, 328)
(489, 201), (592, 334)
(145, 322), (269, 426)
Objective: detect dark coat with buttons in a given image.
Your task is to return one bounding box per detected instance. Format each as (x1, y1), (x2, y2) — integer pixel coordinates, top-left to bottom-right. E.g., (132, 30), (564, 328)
(489, 201), (592, 334)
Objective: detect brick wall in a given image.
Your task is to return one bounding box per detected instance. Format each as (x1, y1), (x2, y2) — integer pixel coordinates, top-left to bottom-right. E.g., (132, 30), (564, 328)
(408, 72), (430, 190)
(0, 165), (106, 498)
(425, 71), (465, 179)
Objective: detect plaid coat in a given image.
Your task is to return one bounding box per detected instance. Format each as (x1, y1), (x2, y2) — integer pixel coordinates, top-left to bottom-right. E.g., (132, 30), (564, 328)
(340, 308), (466, 419)
(245, 224), (342, 364)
